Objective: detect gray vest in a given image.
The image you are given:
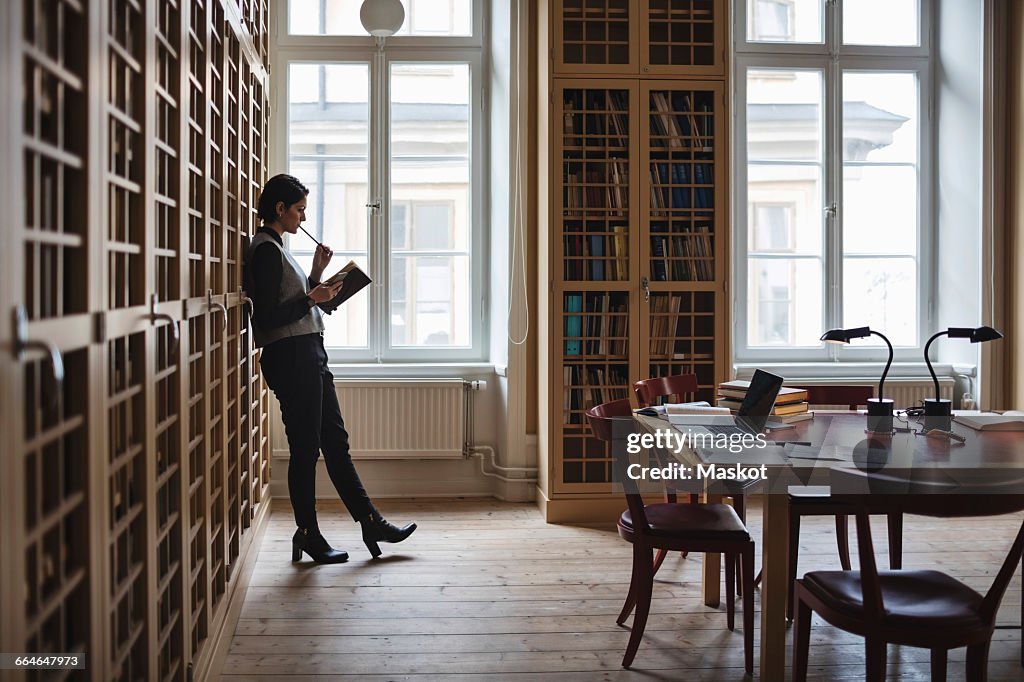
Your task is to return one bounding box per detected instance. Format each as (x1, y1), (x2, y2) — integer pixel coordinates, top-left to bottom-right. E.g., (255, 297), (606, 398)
(246, 231), (325, 348)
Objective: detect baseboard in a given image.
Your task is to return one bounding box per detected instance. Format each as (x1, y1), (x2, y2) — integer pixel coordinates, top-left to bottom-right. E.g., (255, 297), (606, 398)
(537, 488), (676, 524)
(536, 490), (625, 524)
(198, 496), (273, 681)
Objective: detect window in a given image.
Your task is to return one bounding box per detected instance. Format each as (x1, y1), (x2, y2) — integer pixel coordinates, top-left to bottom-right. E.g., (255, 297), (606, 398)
(735, 0), (930, 360)
(750, 0), (794, 42)
(276, 1), (485, 362)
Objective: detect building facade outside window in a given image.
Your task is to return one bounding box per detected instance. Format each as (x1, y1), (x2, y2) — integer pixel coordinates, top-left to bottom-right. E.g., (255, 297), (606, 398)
(275, 0), (486, 362)
(734, 0), (930, 361)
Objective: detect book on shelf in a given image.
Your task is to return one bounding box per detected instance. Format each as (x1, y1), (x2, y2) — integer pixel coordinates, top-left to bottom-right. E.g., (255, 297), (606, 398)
(589, 235), (604, 281)
(717, 380), (808, 405)
(612, 225), (628, 280)
(319, 261), (372, 315)
(564, 295), (583, 355)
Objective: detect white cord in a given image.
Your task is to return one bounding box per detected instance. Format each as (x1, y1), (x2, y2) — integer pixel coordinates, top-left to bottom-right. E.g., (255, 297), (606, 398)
(507, 0), (529, 346)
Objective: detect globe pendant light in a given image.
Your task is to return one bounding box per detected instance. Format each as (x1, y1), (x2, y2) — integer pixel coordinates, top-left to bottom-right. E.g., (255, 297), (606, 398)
(360, 0), (405, 37)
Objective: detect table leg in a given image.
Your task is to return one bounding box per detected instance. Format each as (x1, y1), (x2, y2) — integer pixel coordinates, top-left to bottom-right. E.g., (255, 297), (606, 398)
(702, 491), (722, 607)
(760, 493), (790, 680)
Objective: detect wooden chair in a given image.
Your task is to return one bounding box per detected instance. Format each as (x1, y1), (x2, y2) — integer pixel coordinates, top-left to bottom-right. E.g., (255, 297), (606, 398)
(632, 375), (703, 571)
(783, 385), (903, 620)
(793, 468), (1024, 682)
(586, 400), (754, 672)
(634, 374), (752, 590)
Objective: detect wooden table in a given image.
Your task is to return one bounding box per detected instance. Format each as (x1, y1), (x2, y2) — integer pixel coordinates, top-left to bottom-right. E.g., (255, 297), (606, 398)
(633, 412), (1024, 680)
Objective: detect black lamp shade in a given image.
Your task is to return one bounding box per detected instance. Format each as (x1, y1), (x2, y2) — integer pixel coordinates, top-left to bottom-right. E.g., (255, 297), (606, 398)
(820, 326), (870, 344)
(970, 326), (1003, 343)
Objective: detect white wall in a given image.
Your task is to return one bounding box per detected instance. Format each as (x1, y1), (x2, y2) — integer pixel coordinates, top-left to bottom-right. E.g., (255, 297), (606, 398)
(934, 0), (986, 393)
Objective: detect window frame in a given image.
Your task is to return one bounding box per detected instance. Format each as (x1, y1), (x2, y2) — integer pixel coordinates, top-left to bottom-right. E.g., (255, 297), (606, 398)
(733, 0), (934, 363)
(271, 1), (488, 363)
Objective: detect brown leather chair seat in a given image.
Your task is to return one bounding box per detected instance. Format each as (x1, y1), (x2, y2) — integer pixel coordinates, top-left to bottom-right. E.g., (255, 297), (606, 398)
(802, 569), (985, 629)
(620, 503), (750, 539)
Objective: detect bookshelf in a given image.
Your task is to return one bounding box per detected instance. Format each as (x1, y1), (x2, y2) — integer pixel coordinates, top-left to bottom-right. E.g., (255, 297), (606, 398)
(0, 1), (272, 679)
(539, 1), (729, 516)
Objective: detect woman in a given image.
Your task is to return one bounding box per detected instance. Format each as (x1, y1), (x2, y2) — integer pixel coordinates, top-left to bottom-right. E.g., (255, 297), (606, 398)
(245, 174), (416, 563)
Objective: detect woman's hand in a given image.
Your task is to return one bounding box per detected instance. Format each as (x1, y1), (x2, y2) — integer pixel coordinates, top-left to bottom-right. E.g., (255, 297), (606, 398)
(307, 279), (344, 305)
(310, 243), (334, 280)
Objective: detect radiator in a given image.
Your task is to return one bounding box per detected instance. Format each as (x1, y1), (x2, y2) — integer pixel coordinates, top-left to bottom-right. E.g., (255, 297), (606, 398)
(791, 378), (956, 410)
(334, 379), (467, 460)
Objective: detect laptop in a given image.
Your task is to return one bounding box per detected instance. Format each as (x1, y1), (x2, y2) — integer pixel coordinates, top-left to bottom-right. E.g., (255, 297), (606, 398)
(670, 369), (790, 436)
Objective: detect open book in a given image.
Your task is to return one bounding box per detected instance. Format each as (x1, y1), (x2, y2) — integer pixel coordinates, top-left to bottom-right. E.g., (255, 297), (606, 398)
(954, 411), (1024, 432)
(318, 261), (372, 315)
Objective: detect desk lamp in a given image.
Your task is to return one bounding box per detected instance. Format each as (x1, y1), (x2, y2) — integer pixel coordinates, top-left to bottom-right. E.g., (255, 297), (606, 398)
(923, 326), (1003, 431)
(820, 326), (894, 433)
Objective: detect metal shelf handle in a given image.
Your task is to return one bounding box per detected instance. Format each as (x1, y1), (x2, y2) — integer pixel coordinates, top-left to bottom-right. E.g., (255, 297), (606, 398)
(207, 289), (228, 332)
(13, 305), (64, 407)
(149, 294), (180, 353)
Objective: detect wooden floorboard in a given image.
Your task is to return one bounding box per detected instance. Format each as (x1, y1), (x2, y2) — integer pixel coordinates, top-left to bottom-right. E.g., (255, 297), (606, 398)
(217, 498), (1024, 680)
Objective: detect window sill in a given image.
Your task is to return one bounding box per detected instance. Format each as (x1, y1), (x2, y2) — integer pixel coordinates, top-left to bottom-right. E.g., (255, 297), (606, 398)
(325, 362), (497, 379)
(732, 361), (976, 381)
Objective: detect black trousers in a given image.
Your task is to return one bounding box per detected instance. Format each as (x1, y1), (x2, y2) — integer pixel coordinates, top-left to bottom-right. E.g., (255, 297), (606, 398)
(259, 332), (373, 530)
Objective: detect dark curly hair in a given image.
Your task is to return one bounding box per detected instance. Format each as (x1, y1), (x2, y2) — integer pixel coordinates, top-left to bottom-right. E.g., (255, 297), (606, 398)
(257, 174), (309, 225)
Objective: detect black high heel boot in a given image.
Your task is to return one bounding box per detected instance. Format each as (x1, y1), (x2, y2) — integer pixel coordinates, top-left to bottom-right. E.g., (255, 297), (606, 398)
(360, 512), (417, 558)
(292, 528), (349, 564)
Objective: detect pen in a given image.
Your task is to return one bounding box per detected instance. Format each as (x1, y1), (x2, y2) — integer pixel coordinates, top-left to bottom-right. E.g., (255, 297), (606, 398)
(298, 224), (323, 248)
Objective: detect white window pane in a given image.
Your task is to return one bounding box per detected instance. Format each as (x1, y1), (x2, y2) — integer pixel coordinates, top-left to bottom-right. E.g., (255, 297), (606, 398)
(746, 0), (822, 43)
(843, 166), (916, 256)
(391, 256), (470, 347)
(288, 0), (472, 36)
(289, 0), (322, 35)
(843, 72), (917, 163)
(747, 70), (822, 163)
(844, 0), (919, 46)
(747, 164), (822, 255)
(289, 63), (370, 348)
(389, 63), (471, 349)
(289, 64), (320, 104)
(843, 258), (917, 346)
(747, 258), (823, 347)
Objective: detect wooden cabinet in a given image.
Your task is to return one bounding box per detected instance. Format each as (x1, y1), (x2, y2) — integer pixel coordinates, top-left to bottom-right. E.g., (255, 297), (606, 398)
(0, 1), (272, 679)
(539, 1), (729, 516)
(552, 0), (726, 76)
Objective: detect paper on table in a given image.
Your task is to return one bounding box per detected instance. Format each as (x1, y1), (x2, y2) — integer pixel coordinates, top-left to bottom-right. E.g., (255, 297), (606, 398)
(665, 403), (729, 415)
(784, 444), (854, 462)
(697, 445), (789, 465)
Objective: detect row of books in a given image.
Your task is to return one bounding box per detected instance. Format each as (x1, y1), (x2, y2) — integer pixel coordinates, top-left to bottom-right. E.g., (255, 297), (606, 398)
(564, 162), (628, 215)
(649, 162), (714, 213)
(648, 294), (698, 357)
(563, 227), (629, 281)
(650, 92), (713, 150)
(650, 224), (714, 281)
(561, 92), (715, 149)
(562, 365), (629, 424)
(562, 91), (629, 146)
(564, 293), (629, 356)
(716, 380), (813, 423)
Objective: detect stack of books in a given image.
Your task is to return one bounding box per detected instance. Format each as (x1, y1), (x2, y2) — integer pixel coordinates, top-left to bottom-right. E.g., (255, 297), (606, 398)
(716, 380), (813, 423)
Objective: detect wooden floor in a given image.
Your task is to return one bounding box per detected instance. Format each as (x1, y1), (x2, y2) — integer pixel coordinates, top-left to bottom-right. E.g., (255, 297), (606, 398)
(218, 498), (1024, 680)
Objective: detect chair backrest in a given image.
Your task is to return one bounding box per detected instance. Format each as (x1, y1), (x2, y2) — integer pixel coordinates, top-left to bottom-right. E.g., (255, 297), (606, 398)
(633, 374), (699, 408)
(788, 384), (874, 410)
(831, 467), (1024, 625)
(584, 398), (633, 441)
(585, 398), (649, 530)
